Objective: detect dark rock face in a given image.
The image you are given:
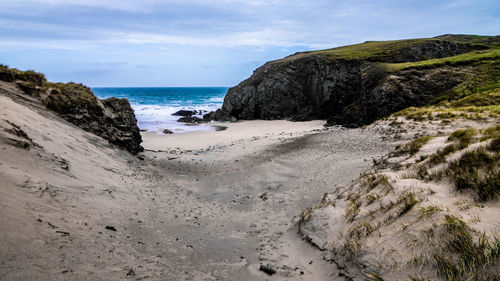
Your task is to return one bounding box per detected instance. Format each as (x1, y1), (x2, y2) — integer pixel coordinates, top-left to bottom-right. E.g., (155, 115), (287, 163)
(177, 116), (203, 123)
(222, 56), (362, 121)
(217, 39), (484, 126)
(328, 66), (470, 127)
(364, 39), (485, 63)
(43, 83), (143, 154)
(203, 109), (235, 122)
(172, 110), (197, 117)
(101, 98), (143, 154)
(1, 67), (142, 154)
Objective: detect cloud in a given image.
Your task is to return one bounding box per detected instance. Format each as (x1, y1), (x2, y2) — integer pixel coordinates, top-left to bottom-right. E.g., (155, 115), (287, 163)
(1, 0), (498, 86)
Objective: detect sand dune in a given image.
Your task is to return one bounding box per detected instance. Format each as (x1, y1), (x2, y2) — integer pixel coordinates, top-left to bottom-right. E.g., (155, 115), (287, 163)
(0, 85), (393, 280)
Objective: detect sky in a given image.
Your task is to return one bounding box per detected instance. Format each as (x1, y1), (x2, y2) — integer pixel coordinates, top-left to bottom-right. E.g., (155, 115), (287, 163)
(0, 0), (498, 87)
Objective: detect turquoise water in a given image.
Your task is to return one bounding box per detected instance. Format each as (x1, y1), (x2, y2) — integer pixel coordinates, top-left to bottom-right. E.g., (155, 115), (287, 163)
(92, 87), (228, 133)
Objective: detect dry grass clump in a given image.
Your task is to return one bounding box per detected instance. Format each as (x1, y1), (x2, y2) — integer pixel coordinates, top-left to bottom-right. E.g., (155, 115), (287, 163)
(300, 193), (334, 221)
(432, 215), (500, 281)
(428, 144), (457, 165)
(448, 128), (477, 149)
(345, 199), (361, 222)
(394, 135), (433, 156)
(446, 148), (499, 202)
(364, 174), (392, 191)
(397, 192), (419, 217)
(482, 124), (500, 140)
(418, 205), (443, 218)
(489, 137), (500, 152)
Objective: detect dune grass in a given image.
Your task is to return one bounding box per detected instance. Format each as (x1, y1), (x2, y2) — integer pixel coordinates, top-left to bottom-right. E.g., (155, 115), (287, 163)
(394, 136), (433, 156)
(433, 215), (500, 281)
(447, 148), (499, 202)
(448, 128), (478, 149)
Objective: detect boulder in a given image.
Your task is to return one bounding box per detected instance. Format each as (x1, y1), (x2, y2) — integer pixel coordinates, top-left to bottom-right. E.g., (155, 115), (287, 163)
(172, 110), (198, 117)
(177, 116), (203, 123)
(43, 83), (143, 154)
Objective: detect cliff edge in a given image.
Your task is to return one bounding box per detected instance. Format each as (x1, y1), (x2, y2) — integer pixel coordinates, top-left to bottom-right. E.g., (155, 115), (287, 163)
(213, 34), (499, 127)
(0, 66), (143, 154)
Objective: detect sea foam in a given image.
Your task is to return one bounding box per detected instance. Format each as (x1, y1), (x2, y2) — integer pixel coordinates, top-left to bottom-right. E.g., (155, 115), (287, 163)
(92, 87), (227, 133)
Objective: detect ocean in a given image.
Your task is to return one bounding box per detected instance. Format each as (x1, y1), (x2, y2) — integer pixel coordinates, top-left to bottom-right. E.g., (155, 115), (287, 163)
(92, 87), (228, 133)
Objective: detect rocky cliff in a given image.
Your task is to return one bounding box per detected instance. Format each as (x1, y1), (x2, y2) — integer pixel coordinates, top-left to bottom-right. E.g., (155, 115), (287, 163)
(216, 35), (499, 127)
(0, 66), (143, 154)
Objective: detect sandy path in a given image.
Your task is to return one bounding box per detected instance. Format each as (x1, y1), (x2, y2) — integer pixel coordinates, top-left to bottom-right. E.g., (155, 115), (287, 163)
(138, 124), (393, 280)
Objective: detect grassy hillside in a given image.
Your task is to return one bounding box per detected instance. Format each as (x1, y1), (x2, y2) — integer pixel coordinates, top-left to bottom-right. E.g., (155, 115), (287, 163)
(279, 34), (498, 63)
(392, 47), (499, 122)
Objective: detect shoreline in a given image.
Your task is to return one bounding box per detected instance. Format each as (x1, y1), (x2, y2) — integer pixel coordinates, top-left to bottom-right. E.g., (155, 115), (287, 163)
(141, 120), (327, 151)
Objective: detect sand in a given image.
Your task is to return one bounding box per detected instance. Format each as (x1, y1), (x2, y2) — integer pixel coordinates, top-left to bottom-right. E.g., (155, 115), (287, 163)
(0, 86), (394, 280)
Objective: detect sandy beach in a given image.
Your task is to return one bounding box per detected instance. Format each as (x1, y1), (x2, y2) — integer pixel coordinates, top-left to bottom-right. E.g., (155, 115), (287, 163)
(0, 87), (394, 280)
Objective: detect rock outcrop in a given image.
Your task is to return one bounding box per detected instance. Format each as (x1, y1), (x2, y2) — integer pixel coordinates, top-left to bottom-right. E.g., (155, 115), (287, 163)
(216, 36), (497, 126)
(0, 67), (143, 154)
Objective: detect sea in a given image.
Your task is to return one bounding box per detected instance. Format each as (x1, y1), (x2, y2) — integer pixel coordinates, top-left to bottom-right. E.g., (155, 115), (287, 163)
(92, 87), (228, 133)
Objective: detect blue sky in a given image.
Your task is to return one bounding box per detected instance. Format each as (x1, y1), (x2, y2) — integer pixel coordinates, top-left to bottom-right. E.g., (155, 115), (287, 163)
(0, 0), (498, 87)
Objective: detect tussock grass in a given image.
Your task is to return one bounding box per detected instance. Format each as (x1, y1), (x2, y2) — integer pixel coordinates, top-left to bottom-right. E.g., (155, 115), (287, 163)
(397, 192), (419, 216)
(418, 205), (443, 218)
(408, 275), (431, 281)
(488, 137), (500, 152)
(448, 128), (477, 149)
(345, 200), (361, 222)
(364, 174), (392, 191)
(395, 136), (433, 156)
(428, 144), (457, 165)
(364, 194), (378, 205)
(432, 215), (500, 281)
(447, 149), (499, 201)
(482, 124), (500, 140)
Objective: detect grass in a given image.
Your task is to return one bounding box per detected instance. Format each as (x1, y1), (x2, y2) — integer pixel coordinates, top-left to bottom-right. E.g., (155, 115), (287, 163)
(276, 35), (497, 63)
(364, 194), (378, 205)
(448, 128), (477, 149)
(301, 193), (334, 221)
(364, 174), (391, 190)
(446, 148), (499, 201)
(408, 275), (431, 281)
(397, 192), (419, 217)
(432, 215), (500, 281)
(434, 34), (500, 45)
(279, 38), (431, 62)
(43, 82), (102, 116)
(395, 136), (433, 156)
(366, 273), (385, 281)
(385, 48), (500, 72)
(482, 124), (500, 140)
(488, 137), (500, 152)
(418, 205), (443, 218)
(428, 144), (457, 165)
(345, 200), (361, 222)
(391, 49), (499, 121)
(0, 64), (46, 84)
